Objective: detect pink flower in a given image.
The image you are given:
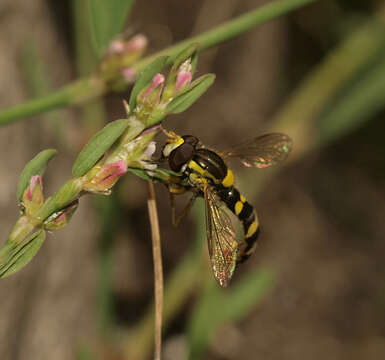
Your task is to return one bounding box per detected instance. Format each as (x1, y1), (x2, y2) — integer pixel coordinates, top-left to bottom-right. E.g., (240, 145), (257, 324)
(143, 74), (165, 100)
(122, 67), (136, 82)
(108, 39), (125, 55)
(44, 200), (79, 231)
(82, 160), (128, 194)
(27, 175), (43, 201)
(100, 160), (127, 187)
(21, 175), (44, 216)
(175, 70), (192, 92)
(125, 34), (148, 52)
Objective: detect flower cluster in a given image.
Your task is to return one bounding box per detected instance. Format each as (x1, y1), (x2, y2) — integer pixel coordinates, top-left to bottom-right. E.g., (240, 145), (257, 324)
(1, 43), (215, 278)
(100, 34), (148, 89)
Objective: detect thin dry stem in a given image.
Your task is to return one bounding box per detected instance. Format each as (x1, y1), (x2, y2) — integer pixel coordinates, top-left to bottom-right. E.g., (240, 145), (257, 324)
(147, 182), (163, 360)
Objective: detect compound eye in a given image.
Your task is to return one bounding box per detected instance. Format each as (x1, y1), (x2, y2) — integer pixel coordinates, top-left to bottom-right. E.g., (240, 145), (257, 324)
(168, 143), (195, 172)
(182, 135), (199, 147)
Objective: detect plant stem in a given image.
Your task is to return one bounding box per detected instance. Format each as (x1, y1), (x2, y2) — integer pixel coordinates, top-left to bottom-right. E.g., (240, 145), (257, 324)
(0, 76), (106, 126)
(0, 0), (319, 126)
(134, 0), (319, 70)
(125, 201), (205, 360)
(147, 182), (163, 360)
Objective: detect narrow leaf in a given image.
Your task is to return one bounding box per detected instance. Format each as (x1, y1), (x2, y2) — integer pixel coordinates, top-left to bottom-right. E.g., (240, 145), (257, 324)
(187, 269), (274, 359)
(222, 269), (274, 321)
(72, 119), (129, 178)
(166, 74), (215, 114)
(318, 54), (385, 145)
(129, 56), (169, 111)
(172, 43), (199, 70)
(126, 167), (153, 181)
(88, 0), (135, 56)
(126, 167), (183, 183)
(17, 149), (57, 201)
(0, 230), (46, 278)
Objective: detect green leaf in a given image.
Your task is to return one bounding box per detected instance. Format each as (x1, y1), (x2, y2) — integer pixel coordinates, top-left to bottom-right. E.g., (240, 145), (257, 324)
(126, 167), (183, 183)
(88, 0), (135, 56)
(187, 269), (274, 359)
(126, 167), (153, 181)
(17, 149), (57, 201)
(166, 74), (215, 114)
(72, 119), (129, 178)
(129, 56), (169, 111)
(0, 230), (46, 278)
(222, 269), (274, 320)
(318, 53), (385, 145)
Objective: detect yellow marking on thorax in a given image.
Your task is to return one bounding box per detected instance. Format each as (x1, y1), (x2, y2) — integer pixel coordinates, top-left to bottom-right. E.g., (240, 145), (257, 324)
(221, 169), (234, 188)
(246, 221), (259, 238)
(188, 160), (205, 175)
(240, 194), (246, 203)
(188, 160), (220, 184)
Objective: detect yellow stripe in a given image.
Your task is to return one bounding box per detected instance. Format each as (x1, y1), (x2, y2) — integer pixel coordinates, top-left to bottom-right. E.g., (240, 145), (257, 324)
(235, 201), (243, 215)
(222, 169), (234, 187)
(175, 138), (184, 146)
(169, 185), (187, 194)
(188, 160), (205, 175)
(246, 221), (258, 238)
(240, 194), (246, 203)
(188, 160), (219, 184)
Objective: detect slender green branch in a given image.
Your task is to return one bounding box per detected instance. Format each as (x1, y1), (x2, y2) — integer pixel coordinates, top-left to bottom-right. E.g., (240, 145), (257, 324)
(134, 0), (319, 70)
(0, 76), (106, 126)
(0, 0), (319, 126)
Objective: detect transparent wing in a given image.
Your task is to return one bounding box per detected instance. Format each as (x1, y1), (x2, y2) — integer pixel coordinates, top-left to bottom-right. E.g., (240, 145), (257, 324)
(221, 133), (293, 168)
(205, 186), (238, 287)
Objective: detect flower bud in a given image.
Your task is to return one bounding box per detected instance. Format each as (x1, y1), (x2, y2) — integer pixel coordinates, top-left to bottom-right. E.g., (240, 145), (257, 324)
(82, 160), (127, 194)
(175, 71), (192, 92)
(136, 74), (165, 120)
(107, 39), (126, 56)
(44, 200), (78, 231)
(21, 175), (44, 216)
(106, 34), (147, 60)
(121, 67), (136, 83)
(162, 58), (193, 101)
(141, 74), (165, 101)
(101, 34), (148, 88)
(138, 140), (157, 174)
(124, 34), (148, 54)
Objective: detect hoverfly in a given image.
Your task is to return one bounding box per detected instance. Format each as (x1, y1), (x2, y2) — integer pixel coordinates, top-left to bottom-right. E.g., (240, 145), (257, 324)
(160, 130), (293, 287)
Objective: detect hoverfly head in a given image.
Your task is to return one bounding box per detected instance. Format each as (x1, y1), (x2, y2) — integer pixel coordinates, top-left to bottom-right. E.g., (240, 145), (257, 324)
(164, 134), (198, 173)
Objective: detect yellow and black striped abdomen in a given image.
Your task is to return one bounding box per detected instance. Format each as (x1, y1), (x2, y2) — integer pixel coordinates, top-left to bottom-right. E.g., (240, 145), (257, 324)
(185, 148), (259, 263)
(217, 186), (260, 263)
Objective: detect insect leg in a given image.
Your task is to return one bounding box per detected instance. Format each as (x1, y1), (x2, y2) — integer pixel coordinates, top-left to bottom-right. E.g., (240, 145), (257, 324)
(169, 189), (198, 227)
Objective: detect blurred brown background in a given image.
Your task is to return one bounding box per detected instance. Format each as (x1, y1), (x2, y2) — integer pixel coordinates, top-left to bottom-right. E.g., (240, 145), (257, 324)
(0, 0), (384, 359)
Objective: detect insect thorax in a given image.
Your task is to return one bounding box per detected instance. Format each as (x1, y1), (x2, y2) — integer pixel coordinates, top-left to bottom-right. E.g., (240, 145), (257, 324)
(185, 148), (228, 187)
